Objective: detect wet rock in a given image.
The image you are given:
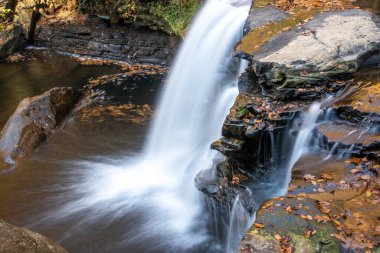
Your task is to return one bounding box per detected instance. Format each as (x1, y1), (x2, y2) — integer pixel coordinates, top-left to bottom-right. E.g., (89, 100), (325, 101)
(316, 121), (380, 157)
(0, 24), (27, 59)
(240, 232), (281, 253)
(241, 154), (380, 252)
(0, 87), (82, 162)
(0, 219), (67, 253)
(34, 16), (180, 65)
(240, 9), (380, 88)
(243, 5), (288, 36)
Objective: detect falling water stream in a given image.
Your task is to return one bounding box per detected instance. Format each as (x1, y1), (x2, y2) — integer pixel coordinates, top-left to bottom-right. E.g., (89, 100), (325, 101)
(1, 0), (376, 252)
(26, 0), (252, 252)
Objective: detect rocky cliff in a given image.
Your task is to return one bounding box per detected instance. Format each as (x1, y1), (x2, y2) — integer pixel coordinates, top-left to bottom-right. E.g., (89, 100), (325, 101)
(197, 1), (380, 252)
(0, 0), (200, 62)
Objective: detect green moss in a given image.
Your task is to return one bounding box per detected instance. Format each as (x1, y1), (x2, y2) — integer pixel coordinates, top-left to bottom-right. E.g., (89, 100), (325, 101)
(0, 8), (12, 32)
(289, 233), (316, 253)
(148, 0), (201, 37)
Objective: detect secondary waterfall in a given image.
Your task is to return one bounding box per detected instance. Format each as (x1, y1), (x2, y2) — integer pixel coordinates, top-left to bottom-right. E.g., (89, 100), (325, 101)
(44, 0), (251, 252)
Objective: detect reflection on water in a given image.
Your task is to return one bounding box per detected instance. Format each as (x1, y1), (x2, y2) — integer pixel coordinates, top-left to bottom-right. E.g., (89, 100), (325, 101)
(0, 50), (121, 127)
(355, 0), (380, 15)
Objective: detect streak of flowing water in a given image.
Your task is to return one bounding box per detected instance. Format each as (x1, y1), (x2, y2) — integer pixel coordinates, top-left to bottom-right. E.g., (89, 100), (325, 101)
(41, 0), (251, 252)
(279, 103), (322, 195)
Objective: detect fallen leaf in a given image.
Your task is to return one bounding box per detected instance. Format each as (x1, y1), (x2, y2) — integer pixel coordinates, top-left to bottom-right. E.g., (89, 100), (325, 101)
(254, 223), (265, 229)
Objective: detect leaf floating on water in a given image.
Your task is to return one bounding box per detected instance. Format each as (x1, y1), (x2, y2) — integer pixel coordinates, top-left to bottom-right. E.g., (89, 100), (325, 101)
(303, 174), (316, 180)
(262, 202), (274, 210)
(314, 215), (331, 223)
(300, 214), (313, 220)
(254, 223), (265, 229)
(351, 168), (361, 174)
(321, 173), (333, 181)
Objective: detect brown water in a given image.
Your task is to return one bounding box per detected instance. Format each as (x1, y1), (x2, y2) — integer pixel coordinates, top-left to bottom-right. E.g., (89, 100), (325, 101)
(0, 51), (178, 253)
(0, 50), (121, 127)
(355, 0), (380, 15)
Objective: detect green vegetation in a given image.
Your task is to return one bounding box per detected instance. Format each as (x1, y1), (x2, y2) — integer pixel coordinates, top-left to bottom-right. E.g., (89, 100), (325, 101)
(75, 0), (202, 36)
(0, 8), (12, 31)
(237, 108), (249, 118)
(148, 0), (201, 36)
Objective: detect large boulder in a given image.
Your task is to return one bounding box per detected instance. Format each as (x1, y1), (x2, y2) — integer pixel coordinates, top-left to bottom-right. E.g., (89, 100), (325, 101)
(0, 219), (67, 253)
(0, 87), (82, 162)
(237, 9), (380, 89)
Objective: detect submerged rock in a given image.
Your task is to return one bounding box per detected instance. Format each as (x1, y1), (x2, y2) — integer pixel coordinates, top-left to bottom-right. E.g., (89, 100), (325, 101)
(0, 219), (67, 253)
(0, 87), (82, 162)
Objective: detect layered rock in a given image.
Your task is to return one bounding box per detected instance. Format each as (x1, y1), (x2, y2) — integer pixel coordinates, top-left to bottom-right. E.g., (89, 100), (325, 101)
(0, 23), (26, 58)
(0, 0), (38, 59)
(0, 219), (67, 253)
(196, 1), (380, 252)
(34, 16), (180, 65)
(0, 87), (82, 162)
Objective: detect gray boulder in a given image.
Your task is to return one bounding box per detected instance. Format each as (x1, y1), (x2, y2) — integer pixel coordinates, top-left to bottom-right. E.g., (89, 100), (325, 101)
(251, 9), (380, 88)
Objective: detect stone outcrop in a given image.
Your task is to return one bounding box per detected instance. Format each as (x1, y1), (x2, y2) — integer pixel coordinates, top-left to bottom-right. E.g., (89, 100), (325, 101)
(0, 0), (38, 59)
(236, 1), (380, 89)
(0, 87), (82, 162)
(1, 0), (182, 62)
(250, 10), (380, 89)
(196, 1), (380, 252)
(34, 16), (180, 65)
(13, 0), (37, 40)
(0, 219), (67, 253)
(0, 23), (26, 58)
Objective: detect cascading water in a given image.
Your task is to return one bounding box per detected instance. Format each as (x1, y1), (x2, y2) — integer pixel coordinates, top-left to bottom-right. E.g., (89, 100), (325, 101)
(38, 0), (251, 252)
(280, 103), (322, 194)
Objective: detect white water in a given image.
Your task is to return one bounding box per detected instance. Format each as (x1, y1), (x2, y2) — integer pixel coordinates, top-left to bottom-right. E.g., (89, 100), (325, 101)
(280, 103), (322, 195)
(47, 0), (251, 251)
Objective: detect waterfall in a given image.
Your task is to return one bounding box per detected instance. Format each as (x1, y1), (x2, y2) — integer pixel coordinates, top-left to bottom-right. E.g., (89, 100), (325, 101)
(47, 0), (252, 252)
(277, 103), (323, 195)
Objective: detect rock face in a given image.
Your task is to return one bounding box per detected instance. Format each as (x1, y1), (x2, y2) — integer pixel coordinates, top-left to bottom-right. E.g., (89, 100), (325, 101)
(251, 10), (380, 88)
(34, 16), (180, 65)
(0, 24), (27, 59)
(0, 0), (38, 59)
(236, 3), (380, 88)
(13, 0), (37, 40)
(196, 1), (380, 252)
(0, 87), (82, 162)
(0, 219), (67, 253)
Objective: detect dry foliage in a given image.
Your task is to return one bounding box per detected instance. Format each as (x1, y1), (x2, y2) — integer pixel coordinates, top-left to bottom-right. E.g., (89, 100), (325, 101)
(275, 0), (357, 12)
